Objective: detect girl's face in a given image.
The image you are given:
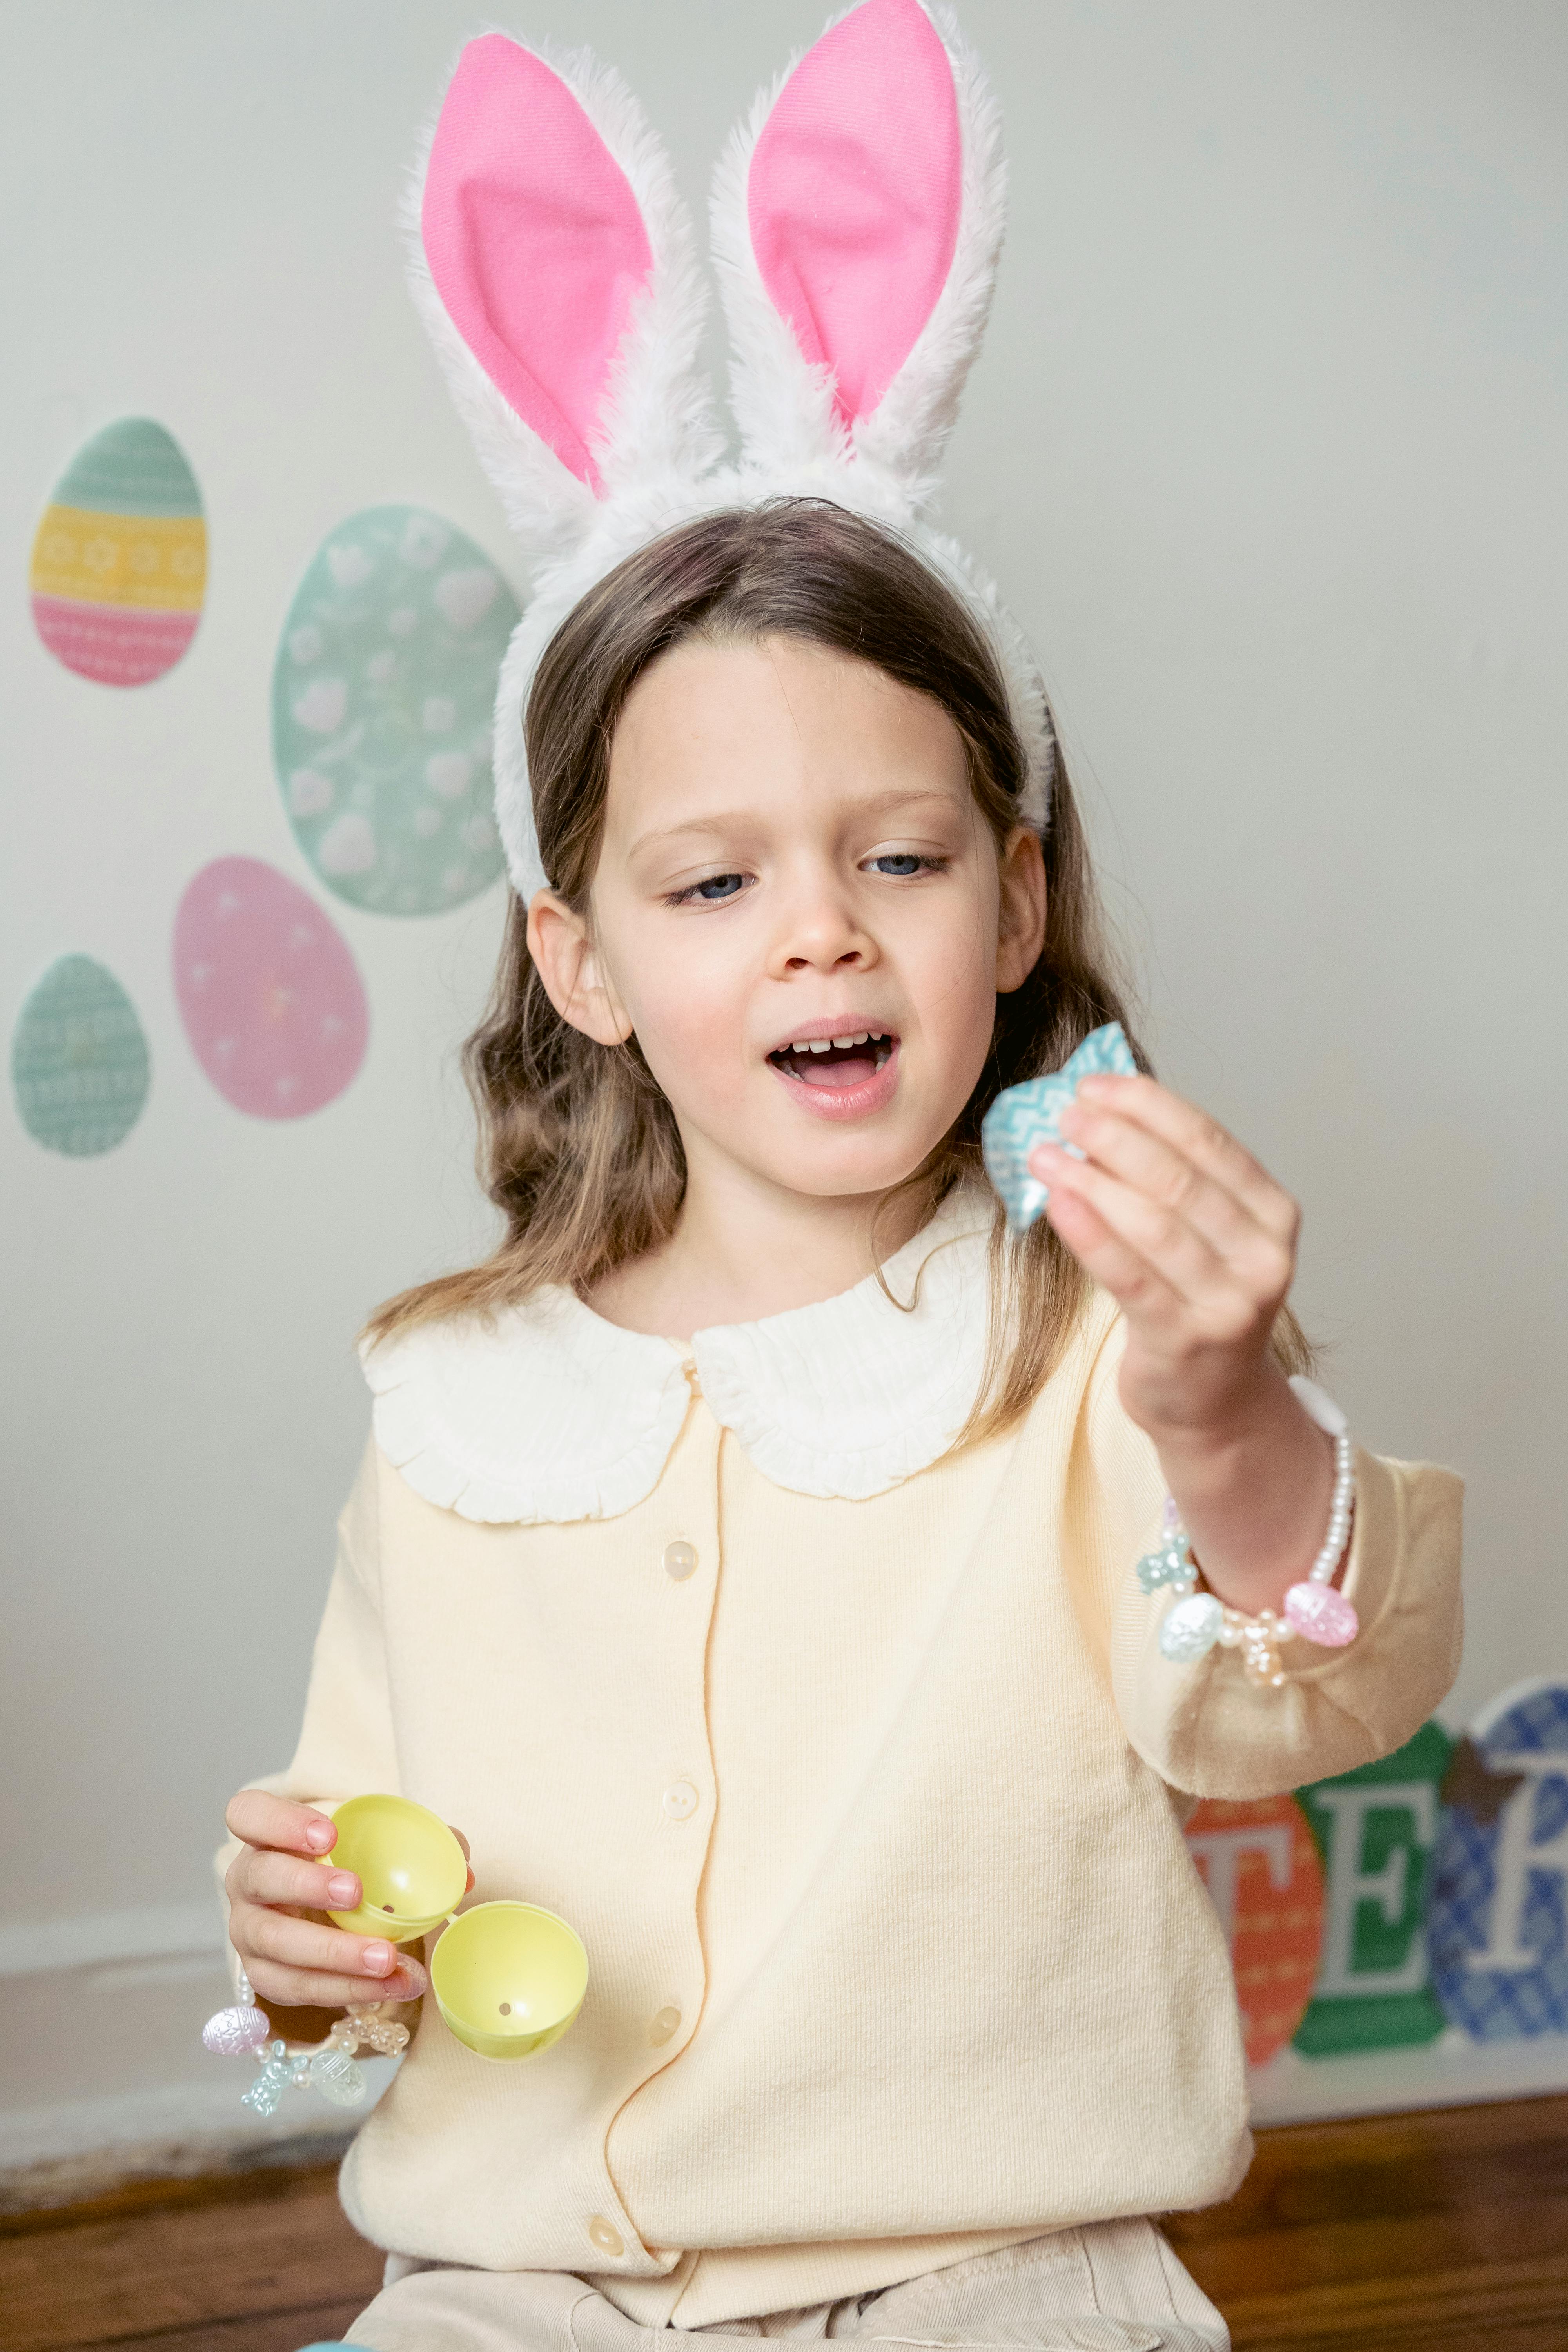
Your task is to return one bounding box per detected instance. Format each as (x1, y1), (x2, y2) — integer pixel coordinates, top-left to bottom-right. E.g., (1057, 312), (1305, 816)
(529, 635), (1046, 1207)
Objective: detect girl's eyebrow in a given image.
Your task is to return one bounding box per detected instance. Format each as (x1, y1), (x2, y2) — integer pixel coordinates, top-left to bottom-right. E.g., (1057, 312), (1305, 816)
(628, 810), (759, 859)
(628, 787), (961, 862)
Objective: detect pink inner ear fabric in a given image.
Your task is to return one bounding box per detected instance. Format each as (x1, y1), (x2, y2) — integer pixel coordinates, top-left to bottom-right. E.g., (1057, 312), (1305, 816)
(423, 35), (653, 493)
(748, 0), (961, 428)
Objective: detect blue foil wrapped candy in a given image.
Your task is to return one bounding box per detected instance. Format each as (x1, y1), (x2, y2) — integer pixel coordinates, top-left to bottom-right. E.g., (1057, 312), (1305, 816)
(980, 1022), (1139, 1235)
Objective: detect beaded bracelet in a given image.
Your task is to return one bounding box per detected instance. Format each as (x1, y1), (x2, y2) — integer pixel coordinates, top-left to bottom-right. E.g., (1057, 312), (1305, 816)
(1136, 1375), (1357, 1689)
(201, 1963), (409, 2113)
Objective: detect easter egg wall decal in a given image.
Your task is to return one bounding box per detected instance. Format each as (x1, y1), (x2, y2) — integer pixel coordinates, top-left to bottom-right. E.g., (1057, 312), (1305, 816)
(30, 418), (205, 685)
(174, 857), (367, 1118)
(11, 955), (151, 1155)
(272, 505), (518, 916)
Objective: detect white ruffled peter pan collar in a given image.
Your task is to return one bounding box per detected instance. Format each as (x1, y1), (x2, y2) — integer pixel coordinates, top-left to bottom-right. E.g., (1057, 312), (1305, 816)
(363, 1192), (995, 1523)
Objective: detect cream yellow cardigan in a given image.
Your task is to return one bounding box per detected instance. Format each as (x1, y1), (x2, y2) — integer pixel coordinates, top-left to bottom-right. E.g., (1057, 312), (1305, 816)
(220, 1197), (1462, 2328)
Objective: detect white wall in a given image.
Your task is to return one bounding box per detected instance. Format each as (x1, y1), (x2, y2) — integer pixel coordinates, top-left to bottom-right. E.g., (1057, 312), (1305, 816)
(2, 0), (1565, 2159)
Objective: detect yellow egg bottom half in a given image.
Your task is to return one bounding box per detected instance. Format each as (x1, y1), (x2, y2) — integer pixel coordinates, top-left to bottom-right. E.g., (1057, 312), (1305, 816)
(31, 505), (207, 611)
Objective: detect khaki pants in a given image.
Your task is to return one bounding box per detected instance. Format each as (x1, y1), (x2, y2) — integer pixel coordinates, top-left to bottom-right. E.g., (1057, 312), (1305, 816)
(346, 2225), (1230, 2352)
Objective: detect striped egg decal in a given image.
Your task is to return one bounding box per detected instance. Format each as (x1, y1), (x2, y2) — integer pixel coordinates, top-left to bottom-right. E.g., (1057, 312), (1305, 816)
(174, 857), (367, 1118)
(30, 417), (205, 686)
(10, 954), (151, 1156)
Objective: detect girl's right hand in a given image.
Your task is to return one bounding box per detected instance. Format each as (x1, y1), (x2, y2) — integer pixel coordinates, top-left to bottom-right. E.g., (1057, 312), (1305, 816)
(224, 1788), (470, 2009)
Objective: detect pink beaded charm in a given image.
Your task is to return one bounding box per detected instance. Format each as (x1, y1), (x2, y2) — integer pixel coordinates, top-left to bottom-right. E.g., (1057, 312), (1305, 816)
(201, 2003), (271, 2056)
(1283, 1580), (1359, 1648)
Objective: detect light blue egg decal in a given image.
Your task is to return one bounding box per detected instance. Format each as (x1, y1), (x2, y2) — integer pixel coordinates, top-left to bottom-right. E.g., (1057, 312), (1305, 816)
(11, 953), (151, 1155)
(272, 505), (519, 915)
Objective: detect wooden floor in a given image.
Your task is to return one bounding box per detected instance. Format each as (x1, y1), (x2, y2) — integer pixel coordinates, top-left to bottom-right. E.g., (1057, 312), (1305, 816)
(1166, 2093), (1568, 2350)
(4, 2096), (1566, 2352)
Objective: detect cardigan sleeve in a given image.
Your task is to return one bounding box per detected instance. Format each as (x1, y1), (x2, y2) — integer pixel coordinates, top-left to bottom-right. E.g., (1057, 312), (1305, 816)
(212, 1438), (411, 2012)
(1078, 1316), (1464, 1801)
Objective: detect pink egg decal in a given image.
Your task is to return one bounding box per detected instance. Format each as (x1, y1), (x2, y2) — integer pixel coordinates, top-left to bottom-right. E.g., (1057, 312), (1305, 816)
(174, 856), (367, 1117)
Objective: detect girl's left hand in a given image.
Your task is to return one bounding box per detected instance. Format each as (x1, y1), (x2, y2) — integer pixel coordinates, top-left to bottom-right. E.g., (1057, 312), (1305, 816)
(1028, 1073), (1299, 1443)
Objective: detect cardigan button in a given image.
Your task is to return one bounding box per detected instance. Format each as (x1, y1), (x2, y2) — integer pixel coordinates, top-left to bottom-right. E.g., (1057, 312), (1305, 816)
(662, 1540), (698, 1581)
(649, 2005), (681, 2047)
(587, 2214), (624, 2258)
(662, 1780), (699, 1822)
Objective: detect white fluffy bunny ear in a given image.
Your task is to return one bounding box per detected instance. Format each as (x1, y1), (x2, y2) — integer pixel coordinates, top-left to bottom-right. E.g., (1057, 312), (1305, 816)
(711, 0), (1004, 518)
(409, 32), (717, 563)
(711, 0), (1052, 828)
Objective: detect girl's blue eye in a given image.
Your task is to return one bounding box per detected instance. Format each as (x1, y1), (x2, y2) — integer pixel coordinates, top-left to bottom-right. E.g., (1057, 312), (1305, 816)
(867, 853), (931, 877)
(671, 871), (747, 905)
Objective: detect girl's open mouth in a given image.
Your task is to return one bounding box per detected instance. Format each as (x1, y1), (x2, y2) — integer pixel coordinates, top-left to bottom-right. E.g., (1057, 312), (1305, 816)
(767, 1031), (895, 1090)
(765, 1030), (901, 1119)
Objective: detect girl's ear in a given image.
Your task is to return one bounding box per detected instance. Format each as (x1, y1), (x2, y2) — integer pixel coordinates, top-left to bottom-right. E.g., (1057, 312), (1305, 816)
(995, 825), (1047, 996)
(409, 33), (716, 558)
(526, 891), (634, 1047)
(711, 0), (1004, 510)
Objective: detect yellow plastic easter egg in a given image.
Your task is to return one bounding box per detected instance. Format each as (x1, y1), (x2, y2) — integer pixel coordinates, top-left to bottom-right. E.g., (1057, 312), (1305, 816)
(324, 1794), (469, 1943)
(431, 1901), (589, 2061)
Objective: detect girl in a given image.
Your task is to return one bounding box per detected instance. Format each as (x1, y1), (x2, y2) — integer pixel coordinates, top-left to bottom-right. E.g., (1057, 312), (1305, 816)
(220, 14), (1462, 2351)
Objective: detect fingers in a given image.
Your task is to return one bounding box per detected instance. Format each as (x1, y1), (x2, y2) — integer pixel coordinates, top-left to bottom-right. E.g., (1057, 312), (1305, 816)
(224, 1798), (474, 2011)
(1036, 1142), (1252, 1325)
(1056, 1101), (1284, 1278)
(226, 1789), (338, 1858)
(1071, 1074), (1299, 1241)
(229, 1899), (428, 2009)
(226, 1846), (361, 1915)
(238, 1901), (403, 1982)
(222, 1790), (467, 2020)
(243, 1949), (428, 2011)
(1041, 1175), (1186, 1323)
(1029, 1076), (1298, 1327)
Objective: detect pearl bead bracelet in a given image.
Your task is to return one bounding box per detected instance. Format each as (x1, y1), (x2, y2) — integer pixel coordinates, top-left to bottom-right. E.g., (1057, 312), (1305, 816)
(200, 1961), (408, 2112)
(1136, 1375), (1358, 1689)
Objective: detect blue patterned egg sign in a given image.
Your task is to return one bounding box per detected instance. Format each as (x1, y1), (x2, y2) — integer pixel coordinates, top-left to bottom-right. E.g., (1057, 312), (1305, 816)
(1427, 1679), (1568, 2040)
(272, 505), (519, 915)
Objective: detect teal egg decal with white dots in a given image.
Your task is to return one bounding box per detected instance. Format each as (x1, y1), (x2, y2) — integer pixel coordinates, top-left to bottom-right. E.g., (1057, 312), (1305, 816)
(272, 505), (519, 915)
(11, 954), (151, 1155)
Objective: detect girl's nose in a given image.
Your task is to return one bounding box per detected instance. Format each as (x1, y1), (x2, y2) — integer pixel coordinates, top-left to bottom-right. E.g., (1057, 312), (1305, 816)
(768, 880), (878, 979)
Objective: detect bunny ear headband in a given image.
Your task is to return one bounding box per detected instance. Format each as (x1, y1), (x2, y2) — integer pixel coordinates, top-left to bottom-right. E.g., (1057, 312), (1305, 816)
(409, 0), (1054, 905)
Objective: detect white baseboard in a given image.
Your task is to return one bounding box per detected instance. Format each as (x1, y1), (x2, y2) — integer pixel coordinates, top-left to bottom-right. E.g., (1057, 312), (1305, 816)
(0, 1900), (393, 2196)
(5, 1907), (1567, 2190)
(0, 2063), (396, 2172)
(1250, 2028), (1568, 2123)
(0, 1902), (223, 1979)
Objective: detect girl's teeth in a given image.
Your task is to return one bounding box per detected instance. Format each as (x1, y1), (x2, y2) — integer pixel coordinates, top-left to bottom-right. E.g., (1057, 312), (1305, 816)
(777, 1030), (887, 1057)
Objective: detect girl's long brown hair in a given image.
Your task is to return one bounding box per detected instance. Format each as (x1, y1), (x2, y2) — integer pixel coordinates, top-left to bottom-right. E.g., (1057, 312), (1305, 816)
(367, 500), (1304, 1438)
